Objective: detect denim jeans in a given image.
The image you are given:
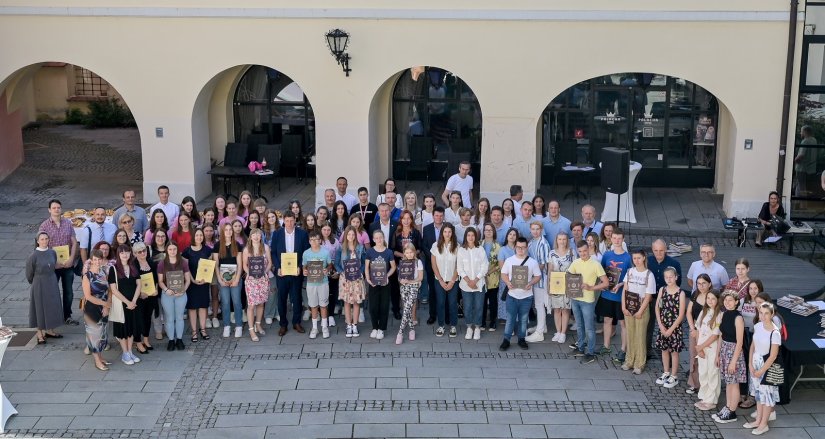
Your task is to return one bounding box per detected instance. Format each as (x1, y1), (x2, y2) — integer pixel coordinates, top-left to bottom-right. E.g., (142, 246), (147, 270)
(219, 284), (243, 328)
(435, 282), (458, 326)
(55, 268), (74, 319)
(503, 295), (532, 341)
(571, 299), (597, 355)
(419, 269), (429, 302)
(461, 290), (484, 326)
(161, 293), (188, 340)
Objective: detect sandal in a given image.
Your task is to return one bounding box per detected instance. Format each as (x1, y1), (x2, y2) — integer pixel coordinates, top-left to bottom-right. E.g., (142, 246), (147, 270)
(739, 397), (756, 409)
(135, 345), (149, 354)
(249, 327), (259, 342)
(45, 332), (63, 339)
(37, 337), (46, 344)
(95, 363), (109, 372)
(191, 333), (199, 343)
(255, 321), (265, 336)
(200, 329), (210, 340)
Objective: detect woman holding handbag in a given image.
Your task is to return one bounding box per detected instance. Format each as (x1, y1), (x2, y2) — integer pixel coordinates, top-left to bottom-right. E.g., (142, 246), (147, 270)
(745, 302), (783, 435)
(109, 244), (143, 366)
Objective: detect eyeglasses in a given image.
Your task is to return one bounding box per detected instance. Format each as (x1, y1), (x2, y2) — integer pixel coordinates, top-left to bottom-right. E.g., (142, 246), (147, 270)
(515, 245), (528, 250)
(122, 220), (133, 224)
(134, 249), (146, 254)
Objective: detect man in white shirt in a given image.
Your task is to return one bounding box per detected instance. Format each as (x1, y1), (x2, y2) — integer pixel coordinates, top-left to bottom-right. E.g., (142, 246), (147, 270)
(510, 184), (523, 208)
(686, 244), (730, 291)
(78, 206), (117, 263)
(499, 237), (541, 351)
(335, 177), (358, 211)
(442, 161), (473, 208)
(149, 185), (179, 222)
(112, 190), (148, 233)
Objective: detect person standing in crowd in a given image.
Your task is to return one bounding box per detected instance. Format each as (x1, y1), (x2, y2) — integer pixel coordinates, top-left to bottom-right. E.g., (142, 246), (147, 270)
(454, 208), (474, 245)
(370, 203), (400, 319)
(302, 231), (333, 339)
(39, 199), (79, 326)
(244, 228), (272, 341)
(349, 186), (378, 224)
(568, 240), (609, 364)
(144, 208), (169, 247)
(183, 228), (213, 343)
(686, 273), (713, 394)
(585, 232), (602, 264)
(150, 185), (180, 222)
(512, 202), (534, 238)
(335, 176), (358, 211)
(110, 245), (143, 364)
(490, 207), (509, 245)
(27, 232), (65, 344)
(170, 213), (193, 252)
(755, 191), (786, 247)
(739, 279), (763, 410)
(158, 242), (191, 351)
(113, 190), (148, 234)
(746, 303), (782, 435)
(394, 211), (421, 319)
(112, 228), (131, 250)
(348, 214), (371, 249)
(330, 201), (349, 241)
(262, 210), (281, 325)
(793, 125), (818, 198)
(654, 267), (686, 389)
(431, 223), (459, 337)
(179, 196), (202, 227)
(376, 178), (404, 209)
(322, 188), (337, 214)
(271, 211), (310, 336)
(499, 237), (541, 351)
(599, 228), (632, 362)
(396, 243), (423, 344)
(723, 258), (751, 299)
(532, 195), (547, 218)
(648, 239), (682, 347)
(543, 201), (572, 247)
(149, 229), (169, 340)
(132, 242), (157, 353)
(82, 249), (112, 371)
(219, 201), (246, 228)
(366, 229), (396, 339)
(497, 228), (519, 323)
(481, 223), (502, 331)
(442, 161), (474, 208)
(237, 191), (254, 220)
(548, 232), (574, 344)
(473, 198), (490, 230)
(713, 292), (747, 424)
(570, 222), (584, 256)
(215, 224), (244, 338)
(687, 244), (730, 291)
(444, 191), (463, 225)
(525, 221), (551, 343)
(288, 200), (303, 225)
(320, 224), (341, 327)
(417, 193), (437, 232)
(336, 226), (366, 337)
(620, 249), (656, 375)
(422, 207), (445, 325)
(581, 204), (603, 237)
(501, 199), (516, 227)
(119, 214), (143, 245)
(457, 227), (488, 340)
(213, 195), (227, 222)
(79, 207), (117, 264)
(509, 185), (524, 208)
(695, 289), (722, 411)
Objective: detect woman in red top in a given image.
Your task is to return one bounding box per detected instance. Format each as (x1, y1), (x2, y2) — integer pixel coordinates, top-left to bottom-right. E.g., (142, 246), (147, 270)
(170, 213), (193, 252)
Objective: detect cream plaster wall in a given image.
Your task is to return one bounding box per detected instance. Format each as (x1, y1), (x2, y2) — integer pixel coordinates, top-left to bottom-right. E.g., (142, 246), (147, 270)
(0, 1), (802, 214)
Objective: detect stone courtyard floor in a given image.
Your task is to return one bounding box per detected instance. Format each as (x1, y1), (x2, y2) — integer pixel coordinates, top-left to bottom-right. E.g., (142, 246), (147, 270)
(0, 126), (822, 439)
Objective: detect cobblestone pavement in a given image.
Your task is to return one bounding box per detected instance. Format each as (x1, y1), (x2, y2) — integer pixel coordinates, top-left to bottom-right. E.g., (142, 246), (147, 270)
(0, 127), (823, 439)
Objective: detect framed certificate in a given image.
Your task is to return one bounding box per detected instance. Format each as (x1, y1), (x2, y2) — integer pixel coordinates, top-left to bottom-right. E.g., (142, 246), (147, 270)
(511, 265), (529, 290)
(195, 259), (216, 283)
(606, 266), (622, 290)
(166, 270), (184, 292)
(549, 271), (566, 295)
(140, 273), (157, 296)
(625, 291), (641, 314)
(565, 273), (583, 299)
(219, 264), (237, 282)
(369, 258), (388, 286)
(53, 245), (70, 265)
(343, 258), (361, 281)
(280, 252), (298, 276)
(248, 256), (265, 278)
(306, 260), (325, 283)
(398, 260), (416, 281)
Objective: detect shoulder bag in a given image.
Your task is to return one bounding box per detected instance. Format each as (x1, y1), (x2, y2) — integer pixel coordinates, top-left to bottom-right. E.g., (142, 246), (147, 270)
(500, 256), (529, 301)
(760, 329), (784, 386)
(108, 267), (126, 324)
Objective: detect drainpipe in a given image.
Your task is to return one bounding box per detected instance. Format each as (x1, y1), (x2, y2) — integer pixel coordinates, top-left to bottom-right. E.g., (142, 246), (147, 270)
(777, 0), (799, 196)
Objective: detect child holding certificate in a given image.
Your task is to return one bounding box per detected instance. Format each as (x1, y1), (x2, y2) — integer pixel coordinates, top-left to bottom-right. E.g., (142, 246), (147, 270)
(302, 231), (333, 339)
(396, 243), (423, 344)
(243, 229), (272, 342)
(335, 226), (366, 338)
(365, 230), (396, 340)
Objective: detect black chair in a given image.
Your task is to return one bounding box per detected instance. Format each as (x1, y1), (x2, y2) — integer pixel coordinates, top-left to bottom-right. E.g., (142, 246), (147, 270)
(257, 144), (282, 191)
(246, 133), (269, 164)
(451, 138), (475, 156)
(407, 137), (433, 185)
(443, 152), (472, 180)
(280, 134), (304, 181)
(223, 143), (248, 168)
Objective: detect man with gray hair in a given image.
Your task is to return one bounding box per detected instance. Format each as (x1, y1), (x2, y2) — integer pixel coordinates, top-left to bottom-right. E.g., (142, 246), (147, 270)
(581, 204), (603, 237)
(323, 188), (336, 211)
(647, 239), (682, 349)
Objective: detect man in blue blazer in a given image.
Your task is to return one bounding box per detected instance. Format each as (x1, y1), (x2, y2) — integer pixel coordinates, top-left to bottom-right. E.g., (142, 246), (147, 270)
(421, 206), (445, 325)
(270, 211), (310, 336)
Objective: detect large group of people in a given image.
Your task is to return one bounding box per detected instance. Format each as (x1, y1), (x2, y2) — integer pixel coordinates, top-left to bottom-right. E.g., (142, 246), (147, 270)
(27, 164), (785, 434)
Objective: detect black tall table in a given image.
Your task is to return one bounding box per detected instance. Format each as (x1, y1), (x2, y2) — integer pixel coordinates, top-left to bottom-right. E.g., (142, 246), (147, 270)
(776, 306), (825, 401)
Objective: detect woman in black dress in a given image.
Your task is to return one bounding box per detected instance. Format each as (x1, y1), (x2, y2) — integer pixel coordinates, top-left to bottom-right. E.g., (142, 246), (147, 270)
(184, 228), (213, 342)
(27, 232), (64, 343)
(755, 191), (786, 247)
(133, 241), (157, 353)
(109, 244), (143, 366)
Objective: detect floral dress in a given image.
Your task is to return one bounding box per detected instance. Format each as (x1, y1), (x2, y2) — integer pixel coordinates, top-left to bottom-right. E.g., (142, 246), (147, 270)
(83, 268), (110, 353)
(337, 245), (366, 304)
(654, 287), (686, 352)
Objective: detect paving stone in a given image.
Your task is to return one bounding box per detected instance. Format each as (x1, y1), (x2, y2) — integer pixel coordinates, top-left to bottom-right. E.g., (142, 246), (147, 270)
(391, 388), (455, 401)
(440, 378), (517, 389)
(459, 423), (512, 437)
(4, 416), (40, 430)
(545, 425), (617, 439)
(243, 359), (319, 370)
(335, 410), (418, 424)
(8, 391), (90, 403)
(358, 388), (392, 400)
(64, 380), (145, 392)
(91, 391), (171, 403)
(33, 416), (74, 429)
(719, 427), (813, 438)
(299, 411), (335, 425)
(69, 415), (157, 429)
(215, 413), (301, 427)
(196, 427), (266, 439)
(455, 388), (490, 400)
(408, 377), (440, 388)
(331, 367), (404, 378)
(213, 390), (280, 403)
(256, 368), (331, 379)
(614, 426), (669, 439)
(567, 390), (648, 403)
(278, 389), (359, 402)
(511, 424), (549, 438)
(420, 410), (487, 423)
(522, 413), (590, 425)
(491, 389), (568, 401)
(588, 413), (673, 426)
(487, 411), (524, 424)
(354, 422), (406, 437)
(264, 424), (353, 439)
(218, 379), (298, 391)
(407, 423), (459, 437)
(15, 403), (97, 416)
(376, 377), (408, 388)
(516, 378), (597, 390)
(407, 367), (483, 377)
(297, 377), (375, 389)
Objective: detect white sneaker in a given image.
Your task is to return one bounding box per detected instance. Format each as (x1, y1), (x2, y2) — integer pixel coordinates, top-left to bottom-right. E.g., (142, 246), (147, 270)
(346, 325), (353, 338)
(551, 333), (560, 342)
(663, 376), (679, 389)
(205, 319), (212, 329)
(129, 352), (141, 363)
(212, 318), (219, 328)
(322, 327), (330, 339)
(370, 329), (378, 339)
(656, 372), (671, 385)
(751, 411), (776, 421)
(265, 317), (273, 325)
(527, 326), (537, 335)
(376, 330), (384, 340)
(359, 309), (365, 323)
(436, 326), (445, 337)
(223, 326), (231, 338)
(557, 333), (566, 344)
(303, 310), (310, 321)
(465, 327), (473, 340)
(328, 316), (336, 327)
(351, 326), (359, 337)
(473, 327), (481, 340)
(310, 328), (319, 339)
(525, 331), (544, 343)
(274, 315), (280, 321)
(234, 327), (242, 338)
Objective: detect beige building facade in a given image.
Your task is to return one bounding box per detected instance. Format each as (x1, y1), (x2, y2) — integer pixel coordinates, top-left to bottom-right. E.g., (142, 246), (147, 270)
(0, 0), (811, 217)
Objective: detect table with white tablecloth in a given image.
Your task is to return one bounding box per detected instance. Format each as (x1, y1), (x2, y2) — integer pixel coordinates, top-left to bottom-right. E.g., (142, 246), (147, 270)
(0, 321), (17, 433)
(601, 161), (642, 224)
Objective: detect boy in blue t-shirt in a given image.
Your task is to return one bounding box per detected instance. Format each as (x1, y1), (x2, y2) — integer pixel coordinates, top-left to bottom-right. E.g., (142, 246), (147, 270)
(302, 232), (333, 339)
(599, 228), (632, 362)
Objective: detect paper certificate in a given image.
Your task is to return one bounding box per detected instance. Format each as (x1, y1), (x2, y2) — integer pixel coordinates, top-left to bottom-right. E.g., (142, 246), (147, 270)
(606, 266), (622, 290)
(398, 260), (416, 281)
(53, 245), (70, 265)
(565, 273), (583, 299)
(306, 260), (325, 283)
(511, 265), (529, 290)
(343, 258), (361, 281)
(369, 258), (388, 286)
(166, 270), (185, 293)
(196, 259), (216, 283)
(549, 271), (566, 295)
(280, 252), (298, 276)
(140, 273), (157, 296)
(248, 256), (265, 278)
(219, 264), (237, 282)
(625, 291), (641, 314)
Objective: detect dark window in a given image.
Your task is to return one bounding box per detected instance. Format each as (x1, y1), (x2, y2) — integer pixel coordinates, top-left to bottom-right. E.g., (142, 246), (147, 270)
(73, 66), (109, 97)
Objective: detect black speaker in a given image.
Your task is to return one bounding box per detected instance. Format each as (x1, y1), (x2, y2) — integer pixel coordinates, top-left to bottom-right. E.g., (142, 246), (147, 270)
(601, 147), (630, 194)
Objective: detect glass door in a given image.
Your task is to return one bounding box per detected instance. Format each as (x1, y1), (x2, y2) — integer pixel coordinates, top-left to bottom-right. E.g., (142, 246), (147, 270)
(631, 88), (667, 169)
